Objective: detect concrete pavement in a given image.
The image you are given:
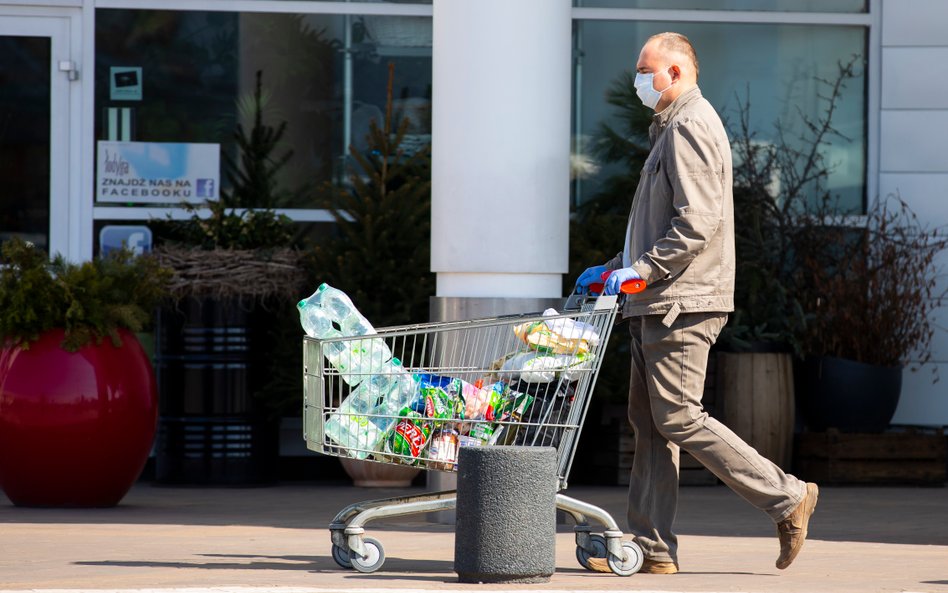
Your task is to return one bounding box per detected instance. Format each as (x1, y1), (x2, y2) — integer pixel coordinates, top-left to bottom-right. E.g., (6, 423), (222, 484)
(1, 481), (947, 592)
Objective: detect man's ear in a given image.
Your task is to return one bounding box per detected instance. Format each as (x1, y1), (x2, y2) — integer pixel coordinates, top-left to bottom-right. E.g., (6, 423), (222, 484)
(670, 64), (682, 82)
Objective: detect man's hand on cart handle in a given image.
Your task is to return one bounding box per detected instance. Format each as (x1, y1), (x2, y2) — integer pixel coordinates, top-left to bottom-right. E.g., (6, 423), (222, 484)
(576, 265), (647, 296)
(575, 264), (608, 294)
(602, 268), (646, 296)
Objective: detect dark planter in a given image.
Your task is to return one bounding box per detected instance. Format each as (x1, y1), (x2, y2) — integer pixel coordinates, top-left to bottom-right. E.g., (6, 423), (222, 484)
(154, 297), (279, 485)
(795, 356), (902, 433)
(0, 329), (157, 507)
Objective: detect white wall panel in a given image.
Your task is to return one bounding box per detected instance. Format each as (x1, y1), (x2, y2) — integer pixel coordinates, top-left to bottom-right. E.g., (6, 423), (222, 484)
(881, 48), (948, 109)
(891, 361), (948, 426)
(878, 173), (948, 225)
(902, 303), (948, 364)
(924, 305), (948, 364)
(880, 111), (948, 172)
(932, 250), (948, 308)
(882, 0), (948, 47)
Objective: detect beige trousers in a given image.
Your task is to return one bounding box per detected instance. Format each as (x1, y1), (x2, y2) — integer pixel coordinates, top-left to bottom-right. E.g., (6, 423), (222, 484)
(625, 311), (806, 564)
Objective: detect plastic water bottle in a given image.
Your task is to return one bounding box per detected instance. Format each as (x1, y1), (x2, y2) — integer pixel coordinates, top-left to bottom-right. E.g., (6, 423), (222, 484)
(298, 300), (340, 339)
(299, 283), (404, 456)
(324, 361), (417, 457)
(324, 379), (388, 459)
(367, 358), (418, 432)
(297, 283), (393, 385)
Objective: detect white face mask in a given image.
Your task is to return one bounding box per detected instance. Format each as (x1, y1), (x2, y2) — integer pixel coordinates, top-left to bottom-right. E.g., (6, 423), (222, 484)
(634, 68), (672, 110)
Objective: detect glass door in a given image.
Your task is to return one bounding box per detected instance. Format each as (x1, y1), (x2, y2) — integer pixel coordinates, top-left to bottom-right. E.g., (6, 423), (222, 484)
(0, 16), (71, 255)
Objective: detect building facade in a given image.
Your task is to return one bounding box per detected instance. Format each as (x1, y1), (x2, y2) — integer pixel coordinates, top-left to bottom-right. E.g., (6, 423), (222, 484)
(1, 0), (945, 425)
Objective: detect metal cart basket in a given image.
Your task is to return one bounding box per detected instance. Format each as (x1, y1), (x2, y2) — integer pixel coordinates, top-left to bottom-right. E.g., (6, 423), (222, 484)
(302, 293), (644, 576)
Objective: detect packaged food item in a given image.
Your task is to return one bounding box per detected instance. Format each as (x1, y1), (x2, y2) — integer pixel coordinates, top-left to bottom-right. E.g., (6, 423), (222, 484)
(428, 429), (460, 470)
(410, 374), (461, 419)
(513, 308), (601, 355)
(468, 421), (496, 445)
(459, 380), (490, 419)
(458, 435), (482, 448)
(385, 408), (432, 463)
(495, 387), (535, 423)
(420, 386), (456, 420)
(462, 380), (505, 421)
(414, 373), (453, 391)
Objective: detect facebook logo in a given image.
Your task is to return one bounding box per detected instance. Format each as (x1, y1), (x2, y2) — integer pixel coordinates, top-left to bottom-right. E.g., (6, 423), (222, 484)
(196, 178), (216, 198)
(100, 226), (152, 257)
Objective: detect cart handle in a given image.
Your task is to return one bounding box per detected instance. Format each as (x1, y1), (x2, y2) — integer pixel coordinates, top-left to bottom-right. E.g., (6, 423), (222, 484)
(587, 270), (647, 295)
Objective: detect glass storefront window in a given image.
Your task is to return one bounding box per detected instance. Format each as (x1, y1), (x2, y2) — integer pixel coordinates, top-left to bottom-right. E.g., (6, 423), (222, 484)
(573, 0), (867, 12)
(572, 20), (866, 213)
(1, 35), (50, 251)
(94, 9), (431, 209)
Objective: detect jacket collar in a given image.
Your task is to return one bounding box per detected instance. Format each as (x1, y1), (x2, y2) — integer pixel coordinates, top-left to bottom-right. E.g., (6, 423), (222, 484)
(652, 85), (702, 129)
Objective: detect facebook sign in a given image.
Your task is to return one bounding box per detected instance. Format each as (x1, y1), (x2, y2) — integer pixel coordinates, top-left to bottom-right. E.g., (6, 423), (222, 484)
(100, 225), (153, 256)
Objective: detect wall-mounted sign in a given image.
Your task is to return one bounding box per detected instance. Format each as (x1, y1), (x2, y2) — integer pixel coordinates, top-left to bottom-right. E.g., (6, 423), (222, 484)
(96, 141), (220, 204)
(110, 67), (142, 101)
(100, 225), (152, 256)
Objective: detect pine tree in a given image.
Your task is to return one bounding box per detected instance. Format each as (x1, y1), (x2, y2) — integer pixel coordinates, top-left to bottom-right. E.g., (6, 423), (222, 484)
(312, 63), (433, 327)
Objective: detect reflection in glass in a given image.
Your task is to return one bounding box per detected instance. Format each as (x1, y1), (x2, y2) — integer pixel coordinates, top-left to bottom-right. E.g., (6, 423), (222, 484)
(0, 36), (51, 251)
(94, 10), (432, 209)
(573, 0), (866, 12)
(572, 20), (866, 213)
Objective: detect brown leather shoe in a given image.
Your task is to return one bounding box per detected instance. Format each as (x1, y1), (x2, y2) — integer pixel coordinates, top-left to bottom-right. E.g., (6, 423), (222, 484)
(640, 559), (679, 574)
(586, 556), (678, 574)
(776, 482), (819, 569)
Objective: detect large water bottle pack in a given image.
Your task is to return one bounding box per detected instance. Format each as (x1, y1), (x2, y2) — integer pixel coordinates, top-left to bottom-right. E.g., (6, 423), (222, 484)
(298, 284), (416, 458)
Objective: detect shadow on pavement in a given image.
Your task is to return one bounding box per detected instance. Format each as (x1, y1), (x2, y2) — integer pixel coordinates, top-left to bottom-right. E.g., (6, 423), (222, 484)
(4, 483), (947, 547)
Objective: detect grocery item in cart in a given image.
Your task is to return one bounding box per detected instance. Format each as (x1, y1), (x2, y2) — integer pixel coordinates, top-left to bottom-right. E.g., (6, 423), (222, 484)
(421, 385), (458, 420)
(497, 350), (594, 383)
(495, 388), (535, 423)
(513, 308), (601, 355)
(297, 283), (394, 385)
(300, 284), (420, 456)
(385, 408), (432, 462)
(323, 397), (386, 461)
(323, 360), (418, 458)
(412, 374), (466, 420)
(480, 385), (537, 446)
(461, 380), (505, 421)
(467, 421), (496, 445)
(428, 428), (460, 470)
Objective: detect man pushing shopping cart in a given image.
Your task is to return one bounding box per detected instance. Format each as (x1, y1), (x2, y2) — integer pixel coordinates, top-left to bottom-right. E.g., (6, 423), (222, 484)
(573, 31), (818, 575)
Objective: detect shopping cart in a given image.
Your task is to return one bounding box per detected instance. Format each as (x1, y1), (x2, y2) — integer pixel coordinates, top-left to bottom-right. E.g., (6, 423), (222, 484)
(302, 293), (644, 576)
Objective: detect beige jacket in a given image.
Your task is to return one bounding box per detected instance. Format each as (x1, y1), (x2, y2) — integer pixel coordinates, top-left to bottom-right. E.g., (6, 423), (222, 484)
(607, 86), (735, 321)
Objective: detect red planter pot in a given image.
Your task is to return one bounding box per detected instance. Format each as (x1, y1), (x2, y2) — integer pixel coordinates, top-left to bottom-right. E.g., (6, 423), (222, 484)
(0, 329), (157, 507)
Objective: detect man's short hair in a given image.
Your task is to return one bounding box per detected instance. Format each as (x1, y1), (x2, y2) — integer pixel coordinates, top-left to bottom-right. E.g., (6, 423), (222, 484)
(649, 32), (699, 79)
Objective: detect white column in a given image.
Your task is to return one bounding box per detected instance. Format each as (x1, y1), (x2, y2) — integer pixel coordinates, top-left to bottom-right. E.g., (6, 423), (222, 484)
(431, 0), (572, 299)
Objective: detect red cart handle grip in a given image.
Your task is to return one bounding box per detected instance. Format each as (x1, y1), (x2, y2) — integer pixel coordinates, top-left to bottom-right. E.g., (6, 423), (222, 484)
(588, 270), (647, 295)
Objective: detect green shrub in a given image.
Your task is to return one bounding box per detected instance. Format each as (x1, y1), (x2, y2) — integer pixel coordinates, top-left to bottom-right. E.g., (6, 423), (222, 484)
(0, 237), (171, 351)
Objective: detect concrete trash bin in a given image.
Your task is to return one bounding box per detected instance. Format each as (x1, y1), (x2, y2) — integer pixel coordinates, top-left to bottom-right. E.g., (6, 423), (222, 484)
(454, 445), (557, 583)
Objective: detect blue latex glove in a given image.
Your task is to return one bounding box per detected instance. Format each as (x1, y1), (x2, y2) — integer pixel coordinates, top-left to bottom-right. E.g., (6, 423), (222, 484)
(575, 264), (608, 294)
(604, 267), (642, 296)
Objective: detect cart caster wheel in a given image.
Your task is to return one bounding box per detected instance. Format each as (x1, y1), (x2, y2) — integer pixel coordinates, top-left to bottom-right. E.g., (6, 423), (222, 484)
(331, 544), (352, 569)
(608, 541), (645, 576)
(350, 537), (386, 573)
(575, 534), (608, 570)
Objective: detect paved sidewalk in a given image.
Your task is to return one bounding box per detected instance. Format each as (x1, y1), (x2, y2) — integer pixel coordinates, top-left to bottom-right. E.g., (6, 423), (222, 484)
(1, 481), (946, 593)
